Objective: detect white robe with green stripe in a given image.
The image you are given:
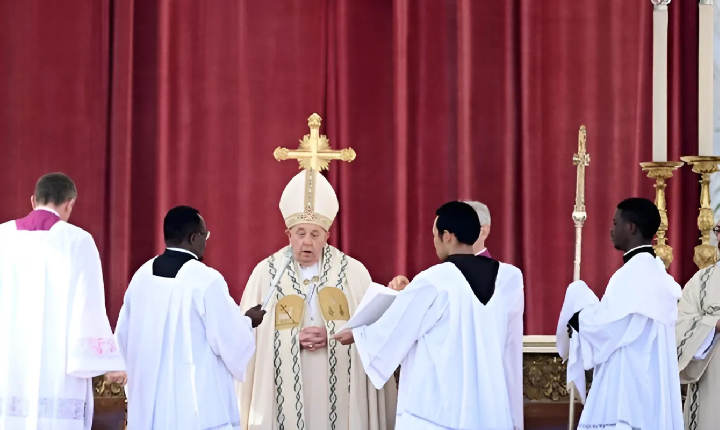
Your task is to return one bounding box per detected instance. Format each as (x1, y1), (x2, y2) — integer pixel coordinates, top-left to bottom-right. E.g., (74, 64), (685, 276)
(237, 245), (397, 430)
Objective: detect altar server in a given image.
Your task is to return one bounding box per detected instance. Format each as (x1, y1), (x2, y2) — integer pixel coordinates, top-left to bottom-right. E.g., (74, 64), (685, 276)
(116, 205), (264, 430)
(556, 197), (683, 430)
(335, 201), (522, 430)
(0, 172), (125, 430)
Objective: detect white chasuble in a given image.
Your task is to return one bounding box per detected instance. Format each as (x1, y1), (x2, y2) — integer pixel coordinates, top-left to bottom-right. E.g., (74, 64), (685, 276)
(676, 264), (720, 430)
(0, 218), (124, 430)
(353, 261), (515, 430)
(237, 245), (397, 430)
(557, 253), (684, 430)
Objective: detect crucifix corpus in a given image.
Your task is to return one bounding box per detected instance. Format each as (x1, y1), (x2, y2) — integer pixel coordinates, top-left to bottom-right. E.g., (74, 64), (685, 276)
(568, 125), (590, 430)
(273, 113), (356, 172)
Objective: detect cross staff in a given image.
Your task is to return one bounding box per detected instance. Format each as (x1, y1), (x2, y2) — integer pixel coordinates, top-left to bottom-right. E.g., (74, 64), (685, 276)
(273, 113), (356, 171)
(568, 125), (590, 430)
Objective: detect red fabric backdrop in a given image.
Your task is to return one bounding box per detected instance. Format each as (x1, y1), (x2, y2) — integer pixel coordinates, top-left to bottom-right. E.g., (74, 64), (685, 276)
(0, 0), (701, 334)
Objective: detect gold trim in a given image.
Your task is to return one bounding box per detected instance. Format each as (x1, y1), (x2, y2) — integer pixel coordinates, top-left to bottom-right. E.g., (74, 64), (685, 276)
(640, 161), (683, 269)
(523, 335), (557, 354)
(284, 211), (333, 231)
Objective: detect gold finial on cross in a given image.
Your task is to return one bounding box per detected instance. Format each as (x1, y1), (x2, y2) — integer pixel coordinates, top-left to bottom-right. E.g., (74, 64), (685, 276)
(572, 125), (590, 217)
(273, 113), (356, 171)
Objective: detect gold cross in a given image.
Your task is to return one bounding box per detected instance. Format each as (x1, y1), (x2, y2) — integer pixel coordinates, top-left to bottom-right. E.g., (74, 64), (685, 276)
(572, 125), (590, 215)
(273, 113), (356, 171)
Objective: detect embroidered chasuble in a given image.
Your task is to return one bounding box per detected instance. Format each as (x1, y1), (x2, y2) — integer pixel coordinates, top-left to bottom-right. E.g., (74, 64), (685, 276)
(237, 245), (397, 430)
(676, 263), (720, 430)
(243, 119), (397, 429)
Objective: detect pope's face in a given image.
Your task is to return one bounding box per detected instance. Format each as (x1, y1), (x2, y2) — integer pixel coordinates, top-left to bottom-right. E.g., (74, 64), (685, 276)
(286, 223), (329, 267)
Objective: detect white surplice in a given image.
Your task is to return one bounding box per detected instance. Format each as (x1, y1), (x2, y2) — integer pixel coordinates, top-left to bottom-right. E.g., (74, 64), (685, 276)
(0, 218), (124, 430)
(495, 264), (524, 430)
(556, 253), (684, 430)
(353, 261), (520, 430)
(116, 255), (255, 430)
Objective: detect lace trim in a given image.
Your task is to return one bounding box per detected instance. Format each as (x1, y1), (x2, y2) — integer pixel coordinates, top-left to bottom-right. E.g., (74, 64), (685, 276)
(0, 397), (85, 419)
(578, 422), (640, 430)
(76, 337), (119, 356)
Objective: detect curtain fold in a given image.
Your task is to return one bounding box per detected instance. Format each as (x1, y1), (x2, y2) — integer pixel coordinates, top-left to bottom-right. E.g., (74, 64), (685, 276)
(0, 0), (700, 334)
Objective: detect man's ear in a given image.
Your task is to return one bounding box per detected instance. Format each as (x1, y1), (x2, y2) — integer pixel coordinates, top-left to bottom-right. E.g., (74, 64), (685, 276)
(627, 222), (638, 236)
(285, 229), (292, 240)
(442, 231), (454, 244)
(30, 195), (36, 209)
(480, 225), (491, 241)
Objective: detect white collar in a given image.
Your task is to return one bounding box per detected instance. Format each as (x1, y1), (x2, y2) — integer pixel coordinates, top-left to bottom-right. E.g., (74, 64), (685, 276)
(623, 244), (653, 257)
(35, 207), (60, 217)
(475, 248), (487, 256)
(166, 247), (198, 260)
(299, 263), (319, 273)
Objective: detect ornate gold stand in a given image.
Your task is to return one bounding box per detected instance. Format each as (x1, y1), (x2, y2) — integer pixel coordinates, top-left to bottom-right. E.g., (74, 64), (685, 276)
(679, 155), (720, 269)
(640, 161), (684, 269)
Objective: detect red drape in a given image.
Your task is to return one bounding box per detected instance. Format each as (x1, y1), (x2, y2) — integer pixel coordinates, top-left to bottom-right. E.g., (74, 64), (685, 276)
(0, 0), (700, 335)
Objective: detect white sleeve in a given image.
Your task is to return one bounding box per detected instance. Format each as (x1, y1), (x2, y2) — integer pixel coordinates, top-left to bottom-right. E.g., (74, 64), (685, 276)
(502, 273), (524, 430)
(693, 331), (717, 360)
(114, 291), (130, 361)
(576, 309), (652, 369)
(66, 235), (125, 378)
(203, 278), (256, 381)
(352, 278), (442, 389)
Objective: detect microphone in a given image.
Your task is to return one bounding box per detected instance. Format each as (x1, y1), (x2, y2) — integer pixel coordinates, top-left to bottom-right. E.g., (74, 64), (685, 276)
(261, 246), (294, 310)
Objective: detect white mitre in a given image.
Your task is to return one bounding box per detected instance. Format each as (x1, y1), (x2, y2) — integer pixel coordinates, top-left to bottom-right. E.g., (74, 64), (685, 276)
(279, 170), (339, 231)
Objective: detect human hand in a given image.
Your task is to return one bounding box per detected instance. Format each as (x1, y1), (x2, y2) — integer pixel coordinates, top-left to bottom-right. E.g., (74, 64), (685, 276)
(299, 326), (327, 351)
(332, 329), (355, 346)
(245, 304), (267, 328)
(388, 275), (410, 291)
(104, 371), (127, 386)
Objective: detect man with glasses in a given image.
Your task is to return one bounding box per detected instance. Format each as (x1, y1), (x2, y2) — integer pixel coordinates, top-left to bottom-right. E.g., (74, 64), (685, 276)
(676, 222), (720, 430)
(116, 205), (265, 429)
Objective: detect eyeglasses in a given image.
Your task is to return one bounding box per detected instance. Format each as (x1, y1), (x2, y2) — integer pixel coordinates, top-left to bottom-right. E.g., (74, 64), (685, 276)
(712, 226), (720, 235)
(195, 231), (210, 240)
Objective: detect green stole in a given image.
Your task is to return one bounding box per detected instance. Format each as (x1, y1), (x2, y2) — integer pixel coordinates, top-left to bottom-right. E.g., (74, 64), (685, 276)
(269, 246), (352, 430)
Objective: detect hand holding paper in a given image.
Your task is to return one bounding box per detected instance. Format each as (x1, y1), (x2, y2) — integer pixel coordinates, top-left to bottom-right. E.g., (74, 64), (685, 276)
(339, 282), (399, 331)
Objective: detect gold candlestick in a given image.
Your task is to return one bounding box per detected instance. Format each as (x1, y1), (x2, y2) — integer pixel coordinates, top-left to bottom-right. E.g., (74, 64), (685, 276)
(640, 161), (684, 269)
(679, 155), (720, 269)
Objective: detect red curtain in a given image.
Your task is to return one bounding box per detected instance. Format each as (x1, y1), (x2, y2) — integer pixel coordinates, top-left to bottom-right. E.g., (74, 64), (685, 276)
(0, 0), (700, 335)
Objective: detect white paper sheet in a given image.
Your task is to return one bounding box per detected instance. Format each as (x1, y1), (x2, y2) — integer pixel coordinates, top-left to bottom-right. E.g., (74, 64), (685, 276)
(340, 282), (399, 331)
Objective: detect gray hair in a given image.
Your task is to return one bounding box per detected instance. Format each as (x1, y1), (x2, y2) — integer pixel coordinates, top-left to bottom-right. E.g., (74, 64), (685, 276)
(464, 201), (491, 226)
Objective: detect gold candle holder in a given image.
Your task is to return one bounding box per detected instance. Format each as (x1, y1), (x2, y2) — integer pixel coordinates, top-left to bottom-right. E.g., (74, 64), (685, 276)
(679, 155), (720, 269)
(640, 161), (684, 269)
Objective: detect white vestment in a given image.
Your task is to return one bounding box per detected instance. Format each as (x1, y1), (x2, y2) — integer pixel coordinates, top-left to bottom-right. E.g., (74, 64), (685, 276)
(0, 218), (124, 430)
(676, 263), (720, 430)
(496, 264), (524, 430)
(556, 253), (684, 430)
(353, 261), (519, 430)
(116, 254), (255, 430)
(237, 245), (397, 430)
